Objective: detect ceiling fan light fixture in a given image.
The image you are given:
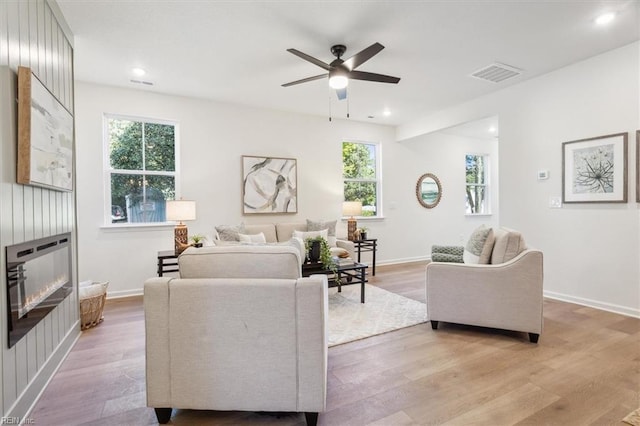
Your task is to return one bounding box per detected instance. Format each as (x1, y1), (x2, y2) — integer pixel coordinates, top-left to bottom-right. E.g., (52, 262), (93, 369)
(329, 75), (348, 89)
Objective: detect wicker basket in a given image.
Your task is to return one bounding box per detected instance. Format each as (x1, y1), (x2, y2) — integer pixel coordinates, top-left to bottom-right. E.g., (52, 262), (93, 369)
(79, 281), (108, 330)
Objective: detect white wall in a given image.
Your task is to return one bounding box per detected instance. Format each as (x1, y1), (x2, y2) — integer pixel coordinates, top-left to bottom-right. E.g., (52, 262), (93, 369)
(399, 42), (640, 317)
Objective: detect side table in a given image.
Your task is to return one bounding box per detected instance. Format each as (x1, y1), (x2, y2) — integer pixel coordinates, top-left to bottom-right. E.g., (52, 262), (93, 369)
(157, 250), (179, 277)
(353, 238), (377, 276)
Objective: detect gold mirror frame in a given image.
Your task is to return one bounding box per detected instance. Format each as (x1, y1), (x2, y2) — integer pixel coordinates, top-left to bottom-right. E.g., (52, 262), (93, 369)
(416, 173), (442, 209)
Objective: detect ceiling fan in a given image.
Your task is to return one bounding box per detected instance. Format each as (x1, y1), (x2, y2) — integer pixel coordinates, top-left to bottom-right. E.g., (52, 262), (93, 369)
(282, 42), (400, 100)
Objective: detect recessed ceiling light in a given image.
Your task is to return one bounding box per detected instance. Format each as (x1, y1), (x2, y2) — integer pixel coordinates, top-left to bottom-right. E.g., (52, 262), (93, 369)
(132, 67), (146, 76)
(595, 12), (615, 26)
(383, 109), (391, 117)
(489, 126), (497, 133)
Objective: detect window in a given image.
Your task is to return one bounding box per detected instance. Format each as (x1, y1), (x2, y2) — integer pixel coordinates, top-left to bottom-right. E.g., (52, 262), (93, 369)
(465, 154), (489, 214)
(342, 141), (380, 217)
(105, 115), (178, 224)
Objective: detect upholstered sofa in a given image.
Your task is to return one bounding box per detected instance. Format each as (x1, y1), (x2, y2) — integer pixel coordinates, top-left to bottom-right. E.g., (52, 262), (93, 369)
(144, 245), (328, 425)
(213, 220), (355, 259)
(426, 227), (544, 343)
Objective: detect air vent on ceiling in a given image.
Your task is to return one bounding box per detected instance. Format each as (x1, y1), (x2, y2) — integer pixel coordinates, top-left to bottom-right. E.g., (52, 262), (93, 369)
(130, 79), (154, 86)
(470, 62), (522, 83)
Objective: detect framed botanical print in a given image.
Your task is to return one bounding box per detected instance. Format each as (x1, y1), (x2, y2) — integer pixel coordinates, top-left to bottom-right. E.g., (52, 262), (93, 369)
(562, 133), (627, 203)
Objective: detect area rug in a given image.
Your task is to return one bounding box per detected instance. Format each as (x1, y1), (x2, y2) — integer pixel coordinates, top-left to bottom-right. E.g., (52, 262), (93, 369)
(327, 284), (427, 347)
(623, 408), (640, 426)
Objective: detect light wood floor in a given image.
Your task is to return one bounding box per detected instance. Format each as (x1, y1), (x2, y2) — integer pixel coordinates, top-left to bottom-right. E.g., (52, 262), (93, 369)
(30, 262), (640, 425)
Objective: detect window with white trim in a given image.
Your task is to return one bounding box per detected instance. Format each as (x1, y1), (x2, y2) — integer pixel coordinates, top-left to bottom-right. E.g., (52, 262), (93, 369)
(465, 153), (490, 214)
(105, 115), (178, 224)
(342, 141), (380, 217)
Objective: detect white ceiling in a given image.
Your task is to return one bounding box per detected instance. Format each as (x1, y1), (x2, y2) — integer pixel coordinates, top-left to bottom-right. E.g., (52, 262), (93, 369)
(57, 0), (639, 129)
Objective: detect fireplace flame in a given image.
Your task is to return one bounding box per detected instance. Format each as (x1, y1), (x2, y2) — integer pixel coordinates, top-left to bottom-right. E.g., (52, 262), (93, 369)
(19, 274), (68, 318)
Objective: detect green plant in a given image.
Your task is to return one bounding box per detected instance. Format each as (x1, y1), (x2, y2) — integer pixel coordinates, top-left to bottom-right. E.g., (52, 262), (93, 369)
(189, 234), (206, 244)
(357, 227), (368, 233)
(304, 236), (340, 284)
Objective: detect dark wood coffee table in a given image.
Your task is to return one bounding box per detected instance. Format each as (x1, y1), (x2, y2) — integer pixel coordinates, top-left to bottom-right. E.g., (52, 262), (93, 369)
(301, 261), (368, 303)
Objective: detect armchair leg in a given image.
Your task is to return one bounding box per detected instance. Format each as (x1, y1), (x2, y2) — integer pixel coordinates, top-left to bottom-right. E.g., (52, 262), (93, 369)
(154, 408), (172, 424)
(528, 333), (539, 344)
(430, 320), (439, 330)
(305, 412), (318, 426)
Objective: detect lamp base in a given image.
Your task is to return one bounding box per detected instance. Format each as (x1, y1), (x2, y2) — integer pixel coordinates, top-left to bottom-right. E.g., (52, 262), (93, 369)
(174, 224), (189, 255)
(347, 218), (357, 241)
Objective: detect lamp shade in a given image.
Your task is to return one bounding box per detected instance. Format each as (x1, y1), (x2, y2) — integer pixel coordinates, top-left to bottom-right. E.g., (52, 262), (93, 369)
(166, 200), (196, 222)
(342, 201), (362, 217)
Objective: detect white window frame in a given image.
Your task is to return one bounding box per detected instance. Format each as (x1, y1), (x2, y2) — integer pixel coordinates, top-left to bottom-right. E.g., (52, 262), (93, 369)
(465, 152), (491, 215)
(342, 140), (383, 219)
(102, 114), (181, 227)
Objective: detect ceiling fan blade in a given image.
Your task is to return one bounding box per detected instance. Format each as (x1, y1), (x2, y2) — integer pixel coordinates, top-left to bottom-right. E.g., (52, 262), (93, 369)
(286, 48), (331, 71)
(342, 42), (385, 71)
(336, 88), (347, 100)
(281, 73), (327, 87)
(348, 70), (400, 84)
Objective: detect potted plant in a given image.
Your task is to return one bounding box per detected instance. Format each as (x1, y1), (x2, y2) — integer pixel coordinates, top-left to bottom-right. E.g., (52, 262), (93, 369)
(356, 227), (368, 240)
(304, 236), (339, 283)
(189, 234), (206, 248)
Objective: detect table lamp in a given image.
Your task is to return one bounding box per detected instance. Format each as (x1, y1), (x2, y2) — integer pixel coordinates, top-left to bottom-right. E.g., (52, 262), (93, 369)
(166, 199), (196, 254)
(342, 201), (362, 241)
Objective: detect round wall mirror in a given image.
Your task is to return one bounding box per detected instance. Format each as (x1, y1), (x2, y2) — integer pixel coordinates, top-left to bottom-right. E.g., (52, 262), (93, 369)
(416, 173), (442, 209)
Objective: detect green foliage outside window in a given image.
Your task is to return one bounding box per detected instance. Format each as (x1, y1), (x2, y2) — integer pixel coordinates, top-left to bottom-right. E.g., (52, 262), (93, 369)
(108, 118), (176, 223)
(342, 141), (378, 217)
(465, 154), (488, 214)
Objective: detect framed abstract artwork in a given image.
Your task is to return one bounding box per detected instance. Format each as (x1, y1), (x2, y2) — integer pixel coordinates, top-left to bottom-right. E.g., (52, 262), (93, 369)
(241, 155), (297, 214)
(562, 132), (627, 203)
(17, 66), (74, 192)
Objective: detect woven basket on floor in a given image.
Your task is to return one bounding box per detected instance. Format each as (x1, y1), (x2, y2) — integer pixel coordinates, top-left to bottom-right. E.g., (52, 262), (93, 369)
(79, 282), (108, 330)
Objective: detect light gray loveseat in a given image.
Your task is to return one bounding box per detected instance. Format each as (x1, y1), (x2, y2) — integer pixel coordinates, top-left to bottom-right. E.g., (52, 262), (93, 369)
(426, 227), (544, 343)
(144, 245), (328, 425)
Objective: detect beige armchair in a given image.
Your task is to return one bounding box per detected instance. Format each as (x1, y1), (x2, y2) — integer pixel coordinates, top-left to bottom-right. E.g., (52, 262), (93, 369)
(426, 228), (543, 343)
(144, 245), (328, 425)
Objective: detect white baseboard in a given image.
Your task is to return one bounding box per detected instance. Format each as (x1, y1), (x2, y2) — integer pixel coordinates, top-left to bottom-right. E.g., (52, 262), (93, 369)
(377, 255), (429, 266)
(544, 290), (640, 319)
(107, 288), (143, 299)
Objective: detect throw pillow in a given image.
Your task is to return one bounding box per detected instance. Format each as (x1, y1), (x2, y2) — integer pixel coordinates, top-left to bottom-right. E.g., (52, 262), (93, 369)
(491, 228), (526, 264)
(215, 223), (245, 241)
(463, 225), (494, 264)
(431, 253), (464, 263)
(431, 245), (464, 256)
(238, 232), (267, 243)
(306, 219), (337, 246)
(306, 219), (336, 236)
(292, 229), (328, 242)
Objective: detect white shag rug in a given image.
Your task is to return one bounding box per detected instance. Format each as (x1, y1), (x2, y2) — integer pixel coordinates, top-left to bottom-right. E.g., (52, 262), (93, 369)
(328, 284), (427, 347)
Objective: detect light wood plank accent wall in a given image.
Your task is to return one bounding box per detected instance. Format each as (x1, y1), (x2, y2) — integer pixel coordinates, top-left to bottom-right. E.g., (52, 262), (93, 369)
(0, 0), (79, 419)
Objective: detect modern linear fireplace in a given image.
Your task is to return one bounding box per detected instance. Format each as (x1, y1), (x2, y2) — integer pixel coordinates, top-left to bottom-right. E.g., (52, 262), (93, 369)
(6, 233), (73, 348)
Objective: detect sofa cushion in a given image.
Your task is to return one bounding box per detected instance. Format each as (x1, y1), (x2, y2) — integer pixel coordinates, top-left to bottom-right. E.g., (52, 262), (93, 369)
(238, 232), (266, 243)
(179, 245), (302, 279)
(491, 228), (527, 264)
(276, 222), (308, 242)
(215, 223), (245, 241)
(243, 224), (277, 242)
(463, 225), (494, 264)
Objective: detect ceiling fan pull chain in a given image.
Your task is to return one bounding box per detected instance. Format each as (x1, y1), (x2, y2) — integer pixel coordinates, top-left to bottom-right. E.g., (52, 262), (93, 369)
(329, 90), (332, 122)
(347, 89), (350, 119)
